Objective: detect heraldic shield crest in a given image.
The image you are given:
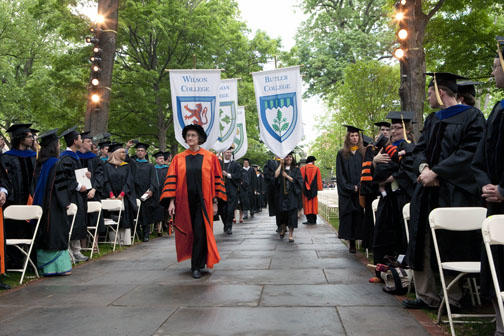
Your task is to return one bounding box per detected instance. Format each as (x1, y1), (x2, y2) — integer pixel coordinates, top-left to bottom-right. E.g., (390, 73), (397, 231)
(176, 96), (216, 133)
(259, 92), (298, 142)
(218, 101), (237, 143)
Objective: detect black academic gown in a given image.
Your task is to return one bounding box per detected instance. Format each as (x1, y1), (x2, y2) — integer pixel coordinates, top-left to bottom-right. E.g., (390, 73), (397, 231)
(360, 145), (379, 249)
(153, 165), (169, 223)
(218, 160), (242, 230)
(79, 152), (105, 232)
(130, 159), (157, 231)
(275, 166), (303, 229)
(256, 173), (264, 211)
(34, 158), (72, 251)
(407, 105), (485, 271)
(372, 140), (416, 264)
(59, 151), (88, 241)
(239, 167), (257, 212)
(1, 150), (36, 239)
(472, 99), (504, 298)
(264, 160), (279, 217)
(103, 162), (137, 229)
(0, 160), (12, 275)
(336, 149), (365, 240)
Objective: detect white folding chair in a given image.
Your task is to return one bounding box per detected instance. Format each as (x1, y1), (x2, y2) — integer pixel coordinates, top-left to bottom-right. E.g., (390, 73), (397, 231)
(132, 198), (141, 244)
(101, 199), (123, 251)
(82, 201), (102, 259)
(482, 215), (504, 330)
(429, 207), (493, 335)
(402, 203), (410, 243)
(66, 203), (78, 264)
(5, 205), (43, 284)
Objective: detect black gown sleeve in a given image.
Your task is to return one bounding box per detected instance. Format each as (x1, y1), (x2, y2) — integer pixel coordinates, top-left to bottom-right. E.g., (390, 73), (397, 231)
(336, 151), (354, 193)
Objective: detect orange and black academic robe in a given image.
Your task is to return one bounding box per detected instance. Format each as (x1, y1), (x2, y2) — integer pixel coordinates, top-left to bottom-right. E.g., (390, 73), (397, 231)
(300, 163), (323, 215)
(160, 148), (226, 269)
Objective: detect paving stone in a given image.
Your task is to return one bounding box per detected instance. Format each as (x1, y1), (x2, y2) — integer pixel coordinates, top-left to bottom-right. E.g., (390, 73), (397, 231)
(338, 306), (430, 335)
(261, 284), (399, 307)
(324, 268), (375, 283)
(0, 284), (135, 307)
(112, 284), (262, 307)
(0, 306), (174, 336)
(153, 307), (344, 336)
(209, 269), (327, 285)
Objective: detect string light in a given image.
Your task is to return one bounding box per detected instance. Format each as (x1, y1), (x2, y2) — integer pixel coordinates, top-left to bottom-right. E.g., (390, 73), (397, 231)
(91, 94), (100, 103)
(398, 29), (408, 40)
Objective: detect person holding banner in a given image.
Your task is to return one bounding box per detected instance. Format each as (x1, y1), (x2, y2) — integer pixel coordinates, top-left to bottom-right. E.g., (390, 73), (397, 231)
(274, 152), (303, 242)
(160, 124), (227, 279)
(336, 125), (366, 254)
(301, 156), (323, 225)
(219, 146), (242, 235)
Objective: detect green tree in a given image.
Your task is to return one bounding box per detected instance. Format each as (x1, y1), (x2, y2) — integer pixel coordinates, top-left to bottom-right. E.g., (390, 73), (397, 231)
(296, 0), (394, 104)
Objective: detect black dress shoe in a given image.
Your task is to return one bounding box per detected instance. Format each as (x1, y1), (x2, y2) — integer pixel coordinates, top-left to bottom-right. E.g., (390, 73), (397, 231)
(226, 229), (232, 235)
(349, 246), (356, 254)
(302, 221), (310, 225)
(143, 235), (149, 242)
(0, 282), (11, 290)
(192, 269), (202, 279)
(402, 298), (436, 310)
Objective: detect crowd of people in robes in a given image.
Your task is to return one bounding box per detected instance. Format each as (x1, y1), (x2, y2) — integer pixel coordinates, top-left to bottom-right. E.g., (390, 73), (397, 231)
(335, 40), (504, 334)
(0, 125), (173, 289)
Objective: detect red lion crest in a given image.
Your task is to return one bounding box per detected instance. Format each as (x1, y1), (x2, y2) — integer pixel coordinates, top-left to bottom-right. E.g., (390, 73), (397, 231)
(183, 103), (208, 126)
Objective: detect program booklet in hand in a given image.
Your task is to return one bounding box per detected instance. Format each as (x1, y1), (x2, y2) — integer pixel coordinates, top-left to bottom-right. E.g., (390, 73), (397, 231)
(75, 168), (92, 190)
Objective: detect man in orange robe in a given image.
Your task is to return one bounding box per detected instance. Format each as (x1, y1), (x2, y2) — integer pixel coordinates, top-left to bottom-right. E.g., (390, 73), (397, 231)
(300, 156), (323, 225)
(160, 124), (226, 279)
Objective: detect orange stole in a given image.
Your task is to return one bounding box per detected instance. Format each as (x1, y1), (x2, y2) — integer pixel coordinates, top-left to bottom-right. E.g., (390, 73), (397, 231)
(300, 164), (323, 215)
(160, 148), (226, 268)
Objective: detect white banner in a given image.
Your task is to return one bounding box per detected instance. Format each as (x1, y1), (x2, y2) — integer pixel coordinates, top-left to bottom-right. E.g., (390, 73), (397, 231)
(169, 69), (221, 149)
(252, 66), (303, 158)
(232, 106), (247, 160)
(212, 79), (238, 153)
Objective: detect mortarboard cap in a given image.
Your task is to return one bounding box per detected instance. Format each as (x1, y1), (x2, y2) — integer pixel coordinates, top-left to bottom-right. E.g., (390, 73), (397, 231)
(153, 151), (164, 158)
(80, 131), (93, 140)
(342, 125), (363, 133)
(30, 128), (40, 135)
(61, 126), (79, 147)
(7, 123), (32, 137)
(134, 142), (150, 150)
(38, 129), (59, 147)
(98, 140), (110, 149)
(108, 142), (123, 153)
(374, 121), (391, 128)
(426, 72), (467, 106)
(385, 111), (414, 124)
(457, 80), (482, 97)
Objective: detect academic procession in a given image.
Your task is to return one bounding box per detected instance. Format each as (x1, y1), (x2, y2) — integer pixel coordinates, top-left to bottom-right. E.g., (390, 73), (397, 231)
(1, 1), (504, 335)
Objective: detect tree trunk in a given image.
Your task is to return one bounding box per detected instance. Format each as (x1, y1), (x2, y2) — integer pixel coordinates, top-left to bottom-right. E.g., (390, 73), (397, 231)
(85, 0), (119, 136)
(399, 0), (428, 139)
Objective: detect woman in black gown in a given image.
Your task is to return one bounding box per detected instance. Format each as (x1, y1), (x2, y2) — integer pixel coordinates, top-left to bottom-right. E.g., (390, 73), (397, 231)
(274, 153), (303, 242)
(103, 143), (137, 242)
(336, 125), (366, 253)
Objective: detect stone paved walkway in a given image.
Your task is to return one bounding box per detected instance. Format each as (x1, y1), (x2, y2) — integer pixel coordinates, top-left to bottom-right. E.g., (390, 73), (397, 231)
(0, 211), (431, 336)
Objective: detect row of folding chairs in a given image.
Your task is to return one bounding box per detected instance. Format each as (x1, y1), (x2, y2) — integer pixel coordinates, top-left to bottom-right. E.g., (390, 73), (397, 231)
(371, 201), (504, 335)
(4, 198), (143, 285)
